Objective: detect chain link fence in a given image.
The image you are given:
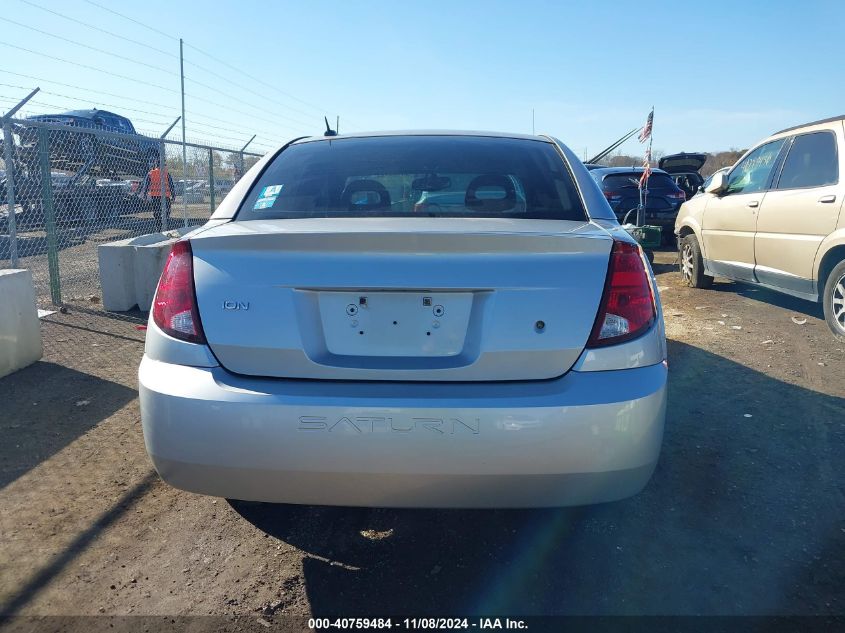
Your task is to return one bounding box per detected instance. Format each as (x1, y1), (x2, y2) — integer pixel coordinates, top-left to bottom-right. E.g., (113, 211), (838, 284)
(0, 117), (262, 319)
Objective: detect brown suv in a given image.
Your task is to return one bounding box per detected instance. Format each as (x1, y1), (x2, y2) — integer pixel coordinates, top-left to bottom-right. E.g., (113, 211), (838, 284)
(674, 115), (845, 340)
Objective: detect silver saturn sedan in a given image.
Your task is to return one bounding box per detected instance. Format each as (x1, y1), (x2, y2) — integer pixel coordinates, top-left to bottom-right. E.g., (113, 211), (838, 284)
(139, 131), (667, 508)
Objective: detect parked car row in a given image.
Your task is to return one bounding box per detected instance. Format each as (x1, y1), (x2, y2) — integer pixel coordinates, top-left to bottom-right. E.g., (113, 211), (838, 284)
(584, 153), (709, 244)
(588, 166), (686, 241)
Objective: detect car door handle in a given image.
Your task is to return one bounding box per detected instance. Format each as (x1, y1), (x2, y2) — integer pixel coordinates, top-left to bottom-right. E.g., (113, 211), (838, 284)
(818, 195), (836, 204)
(746, 200), (759, 208)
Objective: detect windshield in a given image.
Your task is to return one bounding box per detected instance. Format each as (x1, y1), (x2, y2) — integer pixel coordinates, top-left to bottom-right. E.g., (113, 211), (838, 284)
(237, 135), (587, 221)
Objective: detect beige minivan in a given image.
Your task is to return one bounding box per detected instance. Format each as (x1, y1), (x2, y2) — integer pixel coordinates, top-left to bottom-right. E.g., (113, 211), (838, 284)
(674, 115), (845, 341)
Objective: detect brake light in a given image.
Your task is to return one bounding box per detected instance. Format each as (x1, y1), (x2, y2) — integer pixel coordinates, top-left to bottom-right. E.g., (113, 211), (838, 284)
(152, 240), (206, 344)
(603, 190), (622, 201)
(587, 240), (656, 347)
(667, 190), (686, 201)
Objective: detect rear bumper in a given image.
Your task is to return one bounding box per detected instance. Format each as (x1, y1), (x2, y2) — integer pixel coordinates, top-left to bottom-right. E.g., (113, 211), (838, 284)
(139, 357), (667, 508)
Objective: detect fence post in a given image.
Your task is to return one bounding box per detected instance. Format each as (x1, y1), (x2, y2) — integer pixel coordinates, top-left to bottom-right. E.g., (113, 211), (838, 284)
(208, 147), (215, 215)
(36, 127), (61, 306)
(2, 119), (20, 267)
(159, 139), (168, 232)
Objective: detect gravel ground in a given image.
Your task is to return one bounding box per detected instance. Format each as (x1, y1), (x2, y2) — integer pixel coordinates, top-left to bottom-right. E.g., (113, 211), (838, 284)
(1, 249), (843, 619)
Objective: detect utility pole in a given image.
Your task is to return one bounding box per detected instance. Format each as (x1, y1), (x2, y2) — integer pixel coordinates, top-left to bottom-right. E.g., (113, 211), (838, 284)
(158, 117), (180, 233)
(179, 38), (188, 228)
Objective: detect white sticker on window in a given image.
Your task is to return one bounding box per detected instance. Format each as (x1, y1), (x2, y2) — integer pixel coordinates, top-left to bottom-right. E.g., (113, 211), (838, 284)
(261, 185), (284, 197)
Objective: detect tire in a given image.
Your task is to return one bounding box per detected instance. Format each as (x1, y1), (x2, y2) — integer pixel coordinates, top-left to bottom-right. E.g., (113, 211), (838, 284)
(679, 234), (713, 288)
(822, 259), (845, 342)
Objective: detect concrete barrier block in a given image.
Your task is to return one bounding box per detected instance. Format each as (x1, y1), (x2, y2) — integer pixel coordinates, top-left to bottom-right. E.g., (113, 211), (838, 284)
(98, 240), (139, 311)
(0, 269), (43, 379)
(98, 227), (197, 312)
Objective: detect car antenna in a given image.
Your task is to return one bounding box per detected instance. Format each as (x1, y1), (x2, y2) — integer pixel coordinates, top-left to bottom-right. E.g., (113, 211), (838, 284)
(324, 116), (337, 137)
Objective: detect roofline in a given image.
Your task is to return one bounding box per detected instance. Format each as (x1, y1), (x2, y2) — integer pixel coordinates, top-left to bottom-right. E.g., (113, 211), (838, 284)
(291, 130), (554, 144)
(774, 114), (845, 135)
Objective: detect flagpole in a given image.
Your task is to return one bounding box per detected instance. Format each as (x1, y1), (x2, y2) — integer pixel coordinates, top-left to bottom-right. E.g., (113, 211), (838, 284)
(643, 106), (654, 226)
(637, 107), (654, 227)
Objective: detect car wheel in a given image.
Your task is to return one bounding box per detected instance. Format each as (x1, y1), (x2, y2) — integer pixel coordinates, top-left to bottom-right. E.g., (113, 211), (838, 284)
(679, 234), (713, 288)
(822, 260), (845, 342)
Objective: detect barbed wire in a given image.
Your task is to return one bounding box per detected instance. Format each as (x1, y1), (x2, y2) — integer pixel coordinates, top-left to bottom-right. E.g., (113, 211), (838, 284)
(0, 42), (319, 136)
(3, 1), (363, 143)
(82, 0), (174, 40)
(0, 18), (317, 130)
(0, 69), (172, 109)
(0, 87), (280, 149)
(0, 41), (176, 92)
(17, 0), (339, 128)
(0, 69), (295, 141)
(0, 95), (267, 154)
(19, 0), (175, 58)
(0, 16), (177, 76)
(79, 0), (361, 129)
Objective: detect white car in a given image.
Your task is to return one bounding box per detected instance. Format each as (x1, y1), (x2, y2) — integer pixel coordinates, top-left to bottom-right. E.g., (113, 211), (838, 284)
(139, 131), (667, 508)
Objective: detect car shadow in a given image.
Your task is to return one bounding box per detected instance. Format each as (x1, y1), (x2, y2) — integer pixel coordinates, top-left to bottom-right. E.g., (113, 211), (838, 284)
(650, 261), (676, 276)
(229, 340), (845, 616)
(0, 361), (137, 490)
(712, 280), (825, 320)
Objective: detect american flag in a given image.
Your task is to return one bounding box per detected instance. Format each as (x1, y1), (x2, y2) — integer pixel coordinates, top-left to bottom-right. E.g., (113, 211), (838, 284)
(638, 109), (653, 143)
(639, 149), (652, 188)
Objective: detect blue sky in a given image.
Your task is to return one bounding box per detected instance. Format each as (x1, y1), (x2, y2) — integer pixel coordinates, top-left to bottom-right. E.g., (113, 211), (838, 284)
(1, 0), (842, 156)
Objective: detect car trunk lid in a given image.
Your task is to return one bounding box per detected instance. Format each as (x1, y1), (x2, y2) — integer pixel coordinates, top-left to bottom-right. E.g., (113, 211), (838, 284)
(658, 152), (707, 174)
(189, 217), (613, 381)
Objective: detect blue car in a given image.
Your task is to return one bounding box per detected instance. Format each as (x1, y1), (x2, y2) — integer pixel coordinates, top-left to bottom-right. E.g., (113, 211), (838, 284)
(589, 166), (687, 240)
(20, 109), (159, 178)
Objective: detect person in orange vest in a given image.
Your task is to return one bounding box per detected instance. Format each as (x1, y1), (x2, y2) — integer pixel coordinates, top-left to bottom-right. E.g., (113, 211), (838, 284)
(140, 163), (175, 232)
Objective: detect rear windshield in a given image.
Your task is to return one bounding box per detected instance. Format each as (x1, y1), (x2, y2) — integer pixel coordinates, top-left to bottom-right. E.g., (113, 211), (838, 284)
(237, 136), (587, 221)
(601, 173), (677, 190)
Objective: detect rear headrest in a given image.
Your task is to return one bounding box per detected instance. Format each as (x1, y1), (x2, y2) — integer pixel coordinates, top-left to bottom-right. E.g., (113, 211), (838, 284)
(341, 179), (391, 210)
(464, 174), (517, 213)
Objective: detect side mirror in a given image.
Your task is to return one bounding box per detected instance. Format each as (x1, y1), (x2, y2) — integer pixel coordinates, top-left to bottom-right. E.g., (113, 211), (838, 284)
(704, 171), (728, 195)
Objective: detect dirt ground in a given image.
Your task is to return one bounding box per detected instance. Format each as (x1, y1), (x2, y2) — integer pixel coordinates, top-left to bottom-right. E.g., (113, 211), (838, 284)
(1, 249), (843, 619)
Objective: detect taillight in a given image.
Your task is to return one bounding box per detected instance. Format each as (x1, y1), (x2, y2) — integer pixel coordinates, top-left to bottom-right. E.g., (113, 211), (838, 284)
(667, 190), (686, 201)
(152, 240), (206, 344)
(603, 190), (622, 202)
(587, 240), (656, 348)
